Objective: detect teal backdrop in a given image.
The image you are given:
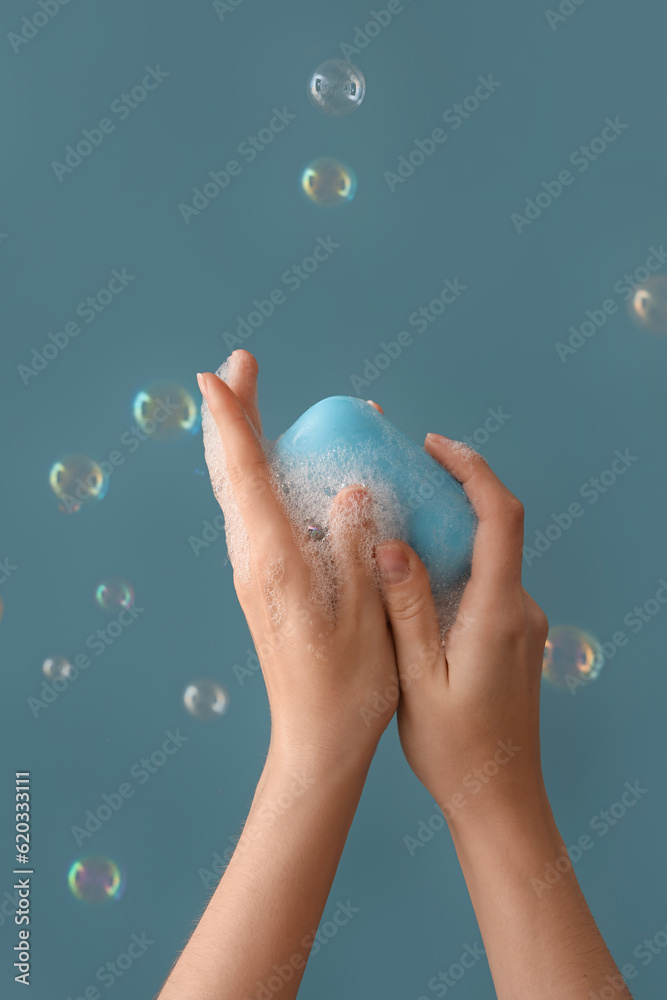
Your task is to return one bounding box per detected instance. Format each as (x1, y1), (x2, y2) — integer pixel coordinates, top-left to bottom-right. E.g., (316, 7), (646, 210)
(1, 0), (666, 997)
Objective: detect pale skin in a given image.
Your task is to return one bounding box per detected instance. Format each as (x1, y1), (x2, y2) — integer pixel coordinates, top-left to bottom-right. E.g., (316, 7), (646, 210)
(157, 349), (632, 1000)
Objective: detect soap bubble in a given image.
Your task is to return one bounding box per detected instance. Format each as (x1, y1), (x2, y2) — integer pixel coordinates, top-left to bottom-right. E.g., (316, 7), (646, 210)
(184, 679), (229, 719)
(67, 856), (125, 904)
(307, 59), (365, 117)
(95, 578), (135, 613)
(301, 158), (357, 207)
(542, 625), (604, 690)
(630, 275), (667, 332)
(132, 382), (199, 441)
(49, 455), (108, 514)
(42, 656), (74, 682)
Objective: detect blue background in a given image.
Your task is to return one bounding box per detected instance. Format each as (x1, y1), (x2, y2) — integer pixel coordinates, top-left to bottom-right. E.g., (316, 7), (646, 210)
(1, 0), (666, 997)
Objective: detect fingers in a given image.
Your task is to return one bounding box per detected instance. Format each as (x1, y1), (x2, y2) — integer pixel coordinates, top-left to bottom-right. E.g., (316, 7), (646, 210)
(225, 350), (263, 435)
(366, 400), (384, 415)
(199, 368), (299, 559)
(328, 486), (381, 619)
(424, 433), (525, 596)
(375, 540), (445, 689)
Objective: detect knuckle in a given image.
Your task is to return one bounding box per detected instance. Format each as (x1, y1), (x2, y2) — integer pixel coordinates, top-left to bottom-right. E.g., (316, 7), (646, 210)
(388, 587), (428, 625)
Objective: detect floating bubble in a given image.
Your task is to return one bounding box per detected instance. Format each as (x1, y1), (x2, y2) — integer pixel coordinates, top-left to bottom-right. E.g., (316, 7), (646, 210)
(132, 382), (199, 441)
(183, 679), (229, 720)
(49, 455), (108, 514)
(630, 275), (667, 332)
(42, 656), (74, 682)
(542, 625), (604, 690)
(95, 578), (135, 613)
(307, 522), (327, 541)
(67, 856), (125, 904)
(301, 158), (357, 207)
(307, 59), (366, 117)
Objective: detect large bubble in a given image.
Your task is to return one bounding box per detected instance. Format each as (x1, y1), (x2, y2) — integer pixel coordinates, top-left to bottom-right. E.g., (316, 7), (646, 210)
(132, 382), (199, 441)
(307, 59), (366, 117)
(630, 275), (667, 332)
(301, 158), (357, 207)
(49, 455), (108, 514)
(542, 625), (604, 690)
(184, 679), (229, 719)
(67, 856), (125, 904)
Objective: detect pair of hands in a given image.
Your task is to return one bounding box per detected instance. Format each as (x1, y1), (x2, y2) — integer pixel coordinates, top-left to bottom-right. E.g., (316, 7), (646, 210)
(198, 349), (550, 829)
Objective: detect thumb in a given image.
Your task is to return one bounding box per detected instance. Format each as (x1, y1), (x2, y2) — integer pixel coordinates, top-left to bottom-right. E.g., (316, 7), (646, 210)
(374, 541), (446, 691)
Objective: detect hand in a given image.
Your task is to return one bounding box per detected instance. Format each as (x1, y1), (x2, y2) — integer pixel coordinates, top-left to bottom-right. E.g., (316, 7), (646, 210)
(374, 433), (551, 831)
(199, 351), (399, 773)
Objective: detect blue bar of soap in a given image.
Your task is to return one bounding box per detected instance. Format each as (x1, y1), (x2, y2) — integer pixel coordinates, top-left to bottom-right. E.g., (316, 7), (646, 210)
(273, 396), (476, 593)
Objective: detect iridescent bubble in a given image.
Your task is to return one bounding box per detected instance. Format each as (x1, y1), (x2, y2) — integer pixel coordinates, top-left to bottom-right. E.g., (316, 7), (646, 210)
(630, 275), (667, 332)
(184, 679), (229, 720)
(95, 578), (135, 613)
(542, 625), (604, 690)
(49, 455), (108, 515)
(132, 382), (199, 442)
(301, 158), (357, 207)
(67, 856), (125, 904)
(42, 656), (74, 682)
(307, 522), (326, 541)
(307, 59), (366, 117)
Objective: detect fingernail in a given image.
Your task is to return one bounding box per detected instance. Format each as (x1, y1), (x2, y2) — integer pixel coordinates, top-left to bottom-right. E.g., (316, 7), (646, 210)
(196, 373), (209, 402)
(338, 485), (371, 509)
(376, 544), (410, 584)
(425, 432), (452, 444)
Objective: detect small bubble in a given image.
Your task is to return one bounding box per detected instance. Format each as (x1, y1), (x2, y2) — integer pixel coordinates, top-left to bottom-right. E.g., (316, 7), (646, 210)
(42, 656), (74, 681)
(184, 679), (229, 720)
(307, 59), (366, 117)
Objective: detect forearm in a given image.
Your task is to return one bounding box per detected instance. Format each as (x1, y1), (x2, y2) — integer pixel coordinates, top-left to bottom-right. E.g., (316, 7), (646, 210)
(158, 745), (371, 1000)
(449, 796), (633, 1000)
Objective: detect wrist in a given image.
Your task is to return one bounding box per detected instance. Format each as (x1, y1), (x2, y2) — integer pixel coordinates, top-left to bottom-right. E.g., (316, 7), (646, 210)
(264, 732), (376, 790)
